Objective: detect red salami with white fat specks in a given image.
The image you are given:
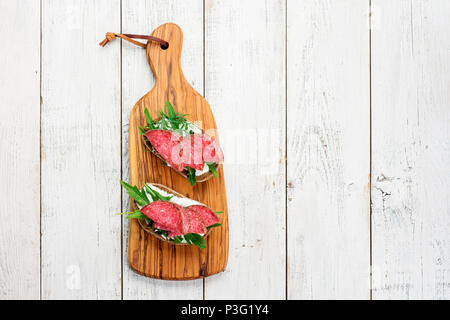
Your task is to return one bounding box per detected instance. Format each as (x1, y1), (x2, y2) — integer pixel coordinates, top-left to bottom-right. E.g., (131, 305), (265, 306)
(173, 203), (191, 234)
(202, 134), (224, 163)
(153, 222), (169, 230)
(188, 205), (219, 227)
(152, 222), (162, 229)
(156, 207), (206, 235)
(141, 199), (218, 238)
(145, 130), (185, 172)
(186, 207), (207, 234)
(154, 222), (182, 238)
(181, 133), (204, 170)
(140, 201), (182, 234)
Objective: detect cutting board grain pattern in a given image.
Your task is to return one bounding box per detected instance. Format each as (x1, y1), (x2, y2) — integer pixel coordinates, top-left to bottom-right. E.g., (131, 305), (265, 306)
(127, 23), (229, 280)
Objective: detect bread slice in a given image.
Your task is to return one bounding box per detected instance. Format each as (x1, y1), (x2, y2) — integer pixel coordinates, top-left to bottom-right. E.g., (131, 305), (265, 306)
(142, 129), (220, 183)
(137, 183), (217, 246)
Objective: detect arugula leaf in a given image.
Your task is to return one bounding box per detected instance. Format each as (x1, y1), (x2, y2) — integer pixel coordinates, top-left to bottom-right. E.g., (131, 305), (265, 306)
(143, 185), (159, 202)
(165, 101), (177, 119)
(184, 235), (193, 246)
(120, 181), (150, 207)
(116, 210), (136, 215)
(144, 184), (173, 201)
(154, 101), (189, 131)
(184, 233), (206, 249)
(127, 211), (147, 220)
(186, 167), (197, 186)
(117, 210), (147, 220)
(206, 223), (222, 230)
(215, 211), (224, 215)
(173, 236), (183, 244)
(159, 190), (172, 201)
(207, 163), (218, 177)
(138, 126), (146, 135)
(144, 108), (154, 129)
(138, 185), (150, 203)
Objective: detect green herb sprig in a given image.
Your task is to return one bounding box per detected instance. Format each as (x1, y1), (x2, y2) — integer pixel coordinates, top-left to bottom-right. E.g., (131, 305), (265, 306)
(121, 181), (175, 206)
(184, 233), (206, 249)
(207, 163), (218, 177)
(139, 102), (222, 186)
(143, 184), (173, 202)
(160, 101), (189, 131)
(138, 109), (156, 135)
(120, 181), (150, 207)
(118, 181), (210, 248)
(117, 210), (147, 220)
(139, 101), (190, 135)
(207, 223), (222, 230)
(173, 236), (184, 244)
(139, 101), (189, 135)
(186, 167), (197, 186)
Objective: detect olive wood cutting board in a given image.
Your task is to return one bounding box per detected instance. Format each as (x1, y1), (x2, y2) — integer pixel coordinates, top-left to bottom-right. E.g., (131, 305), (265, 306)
(127, 23), (229, 280)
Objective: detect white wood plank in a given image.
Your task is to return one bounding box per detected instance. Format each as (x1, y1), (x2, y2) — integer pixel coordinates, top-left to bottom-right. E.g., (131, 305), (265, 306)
(121, 0), (204, 299)
(372, 0), (450, 299)
(204, 0), (286, 299)
(0, 0), (41, 299)
(286, 0), (370, 299)
(41, 0), (121, 299)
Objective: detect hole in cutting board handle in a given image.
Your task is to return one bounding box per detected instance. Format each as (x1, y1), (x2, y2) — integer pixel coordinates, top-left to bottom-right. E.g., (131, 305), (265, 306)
(160, 42), (169, 50)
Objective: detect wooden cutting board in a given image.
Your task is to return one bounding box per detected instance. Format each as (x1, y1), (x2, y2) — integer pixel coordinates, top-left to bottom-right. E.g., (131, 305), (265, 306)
(127, 23), (229, 280)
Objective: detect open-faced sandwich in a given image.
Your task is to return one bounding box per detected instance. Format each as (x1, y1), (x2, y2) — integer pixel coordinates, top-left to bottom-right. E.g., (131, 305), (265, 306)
(138, 101), (224, 186)
(119, 181), (222, 249)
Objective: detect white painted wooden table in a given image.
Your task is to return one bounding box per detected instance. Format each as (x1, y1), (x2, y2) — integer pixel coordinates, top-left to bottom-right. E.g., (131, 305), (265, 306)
(1, 0), (449, 300)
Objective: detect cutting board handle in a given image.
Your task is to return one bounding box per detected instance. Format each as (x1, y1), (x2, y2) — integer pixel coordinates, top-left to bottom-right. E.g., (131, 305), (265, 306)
(146, 23), (186, 88)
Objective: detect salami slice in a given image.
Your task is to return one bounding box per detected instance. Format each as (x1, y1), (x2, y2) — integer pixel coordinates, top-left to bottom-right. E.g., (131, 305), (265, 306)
(145, 130), (185, 172)
(152, 222), (164, 230)
(188, 205), (219, 227)
(202, 134), (224, 163)
(153, 222), (170, 231)
(155, 207), (206, 235)
(154, 221), (183, 238)
(140, 201), (182, 234)
(181, 133), (204, 170)
(174, 204), (191, 234)
(186, 208), (207, 234)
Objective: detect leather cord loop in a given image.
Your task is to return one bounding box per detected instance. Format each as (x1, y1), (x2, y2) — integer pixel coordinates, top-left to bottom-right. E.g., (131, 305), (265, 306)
(99, 32), (168, 49)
